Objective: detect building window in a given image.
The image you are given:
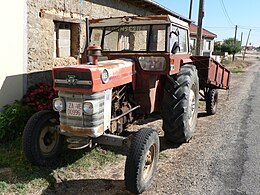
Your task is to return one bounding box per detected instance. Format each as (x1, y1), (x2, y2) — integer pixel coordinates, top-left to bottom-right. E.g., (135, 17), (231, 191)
(190, 38), (196, 48)
(205, 40), (211, 51)
(190, 38), (196, 51)
(54, 22), (80, 58)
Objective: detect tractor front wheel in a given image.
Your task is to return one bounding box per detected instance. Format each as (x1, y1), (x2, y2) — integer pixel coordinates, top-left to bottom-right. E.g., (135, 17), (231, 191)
(124, 128), (159, 194)
(23, 110), (64, 166)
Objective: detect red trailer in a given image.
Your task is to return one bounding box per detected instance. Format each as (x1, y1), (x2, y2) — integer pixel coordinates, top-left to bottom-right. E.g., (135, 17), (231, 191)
(191, 56), (230, 114)
(192, 56), (230, 90)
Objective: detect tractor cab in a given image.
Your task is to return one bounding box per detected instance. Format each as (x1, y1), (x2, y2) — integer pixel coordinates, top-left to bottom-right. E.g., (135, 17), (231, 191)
(88, 15), (192, 113)
(89, 15), (191, 70)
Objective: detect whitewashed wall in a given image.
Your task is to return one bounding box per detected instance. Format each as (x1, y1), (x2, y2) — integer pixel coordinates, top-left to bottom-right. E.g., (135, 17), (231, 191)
(0, 0), (27, 109)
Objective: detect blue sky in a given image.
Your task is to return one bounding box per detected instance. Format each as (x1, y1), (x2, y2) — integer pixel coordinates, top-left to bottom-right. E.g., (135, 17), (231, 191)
(156, 0), (260, 46)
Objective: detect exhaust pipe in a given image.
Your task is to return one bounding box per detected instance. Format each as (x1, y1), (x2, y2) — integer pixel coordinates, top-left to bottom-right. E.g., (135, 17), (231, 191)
(82, 17), (90, 63)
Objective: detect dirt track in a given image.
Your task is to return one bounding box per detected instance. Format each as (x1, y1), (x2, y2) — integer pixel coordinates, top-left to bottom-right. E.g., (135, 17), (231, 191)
(44, 57), (260, 195)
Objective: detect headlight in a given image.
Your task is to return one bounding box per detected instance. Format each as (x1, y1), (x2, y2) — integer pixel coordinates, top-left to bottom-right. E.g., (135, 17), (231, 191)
(83, 100), (100, 115)
(83, 102), (94, 115)
(53, 98), (65, 111)
(138, 56), (166, 71)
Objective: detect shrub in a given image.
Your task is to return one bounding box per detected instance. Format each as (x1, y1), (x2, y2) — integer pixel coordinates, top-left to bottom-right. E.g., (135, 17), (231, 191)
(23, 82), (58, 111)
(0, 82), (57, 142)
(0, 101), (34, 142)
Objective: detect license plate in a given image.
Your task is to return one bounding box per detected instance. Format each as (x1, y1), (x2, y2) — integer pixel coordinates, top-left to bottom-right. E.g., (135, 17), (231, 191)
(66, 102), (82, 117)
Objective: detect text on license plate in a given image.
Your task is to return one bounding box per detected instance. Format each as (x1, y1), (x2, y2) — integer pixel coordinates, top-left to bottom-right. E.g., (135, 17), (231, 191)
(66, 102), (82, 117)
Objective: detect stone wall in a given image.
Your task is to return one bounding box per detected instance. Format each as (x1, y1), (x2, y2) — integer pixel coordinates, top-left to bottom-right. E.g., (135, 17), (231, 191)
(27, 0), (154, 86)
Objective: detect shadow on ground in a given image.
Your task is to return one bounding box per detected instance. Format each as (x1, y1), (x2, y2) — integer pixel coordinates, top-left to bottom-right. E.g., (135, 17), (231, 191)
(1, 110), (210, 194)
(42, 178), (132, 195)
(198, 111), (209, 118)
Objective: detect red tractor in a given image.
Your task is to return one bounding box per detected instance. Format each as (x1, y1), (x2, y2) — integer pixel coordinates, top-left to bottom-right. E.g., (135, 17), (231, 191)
(23, 15), (230, 194)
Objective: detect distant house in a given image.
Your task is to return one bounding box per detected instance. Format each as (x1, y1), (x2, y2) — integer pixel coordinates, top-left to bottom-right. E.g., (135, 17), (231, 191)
(189, 23), (217, 56)
(242, 43), (255, 51)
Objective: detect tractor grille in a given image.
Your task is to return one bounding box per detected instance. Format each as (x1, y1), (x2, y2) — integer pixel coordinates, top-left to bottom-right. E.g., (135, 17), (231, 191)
(55, 71), (92, 89)
(58, 91), (104, 128)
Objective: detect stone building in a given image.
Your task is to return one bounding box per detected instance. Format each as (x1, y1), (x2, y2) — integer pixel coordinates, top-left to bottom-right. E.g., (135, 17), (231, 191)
(27, 0), (185, 72)
(0, 0), (186, 109)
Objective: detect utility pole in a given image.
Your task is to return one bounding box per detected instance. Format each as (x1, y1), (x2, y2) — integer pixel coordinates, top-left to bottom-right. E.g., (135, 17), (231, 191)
(243, 29), (251, 60)
(196, 0), (204, 56)
(232, 25), (238, 62)
(240, 32), (243, 51)
(189, 0), (193, 19)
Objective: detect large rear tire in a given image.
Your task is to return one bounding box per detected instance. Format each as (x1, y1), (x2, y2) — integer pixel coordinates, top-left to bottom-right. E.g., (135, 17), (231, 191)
(162, 64), (199, 143)
(206, 88), (218, 115)
(23, 110), (64, 166)
(125, 128), (159, 194)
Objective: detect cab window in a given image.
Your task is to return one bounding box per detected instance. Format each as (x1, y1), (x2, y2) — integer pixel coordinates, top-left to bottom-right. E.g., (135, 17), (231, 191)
(171, 25), (189, 54)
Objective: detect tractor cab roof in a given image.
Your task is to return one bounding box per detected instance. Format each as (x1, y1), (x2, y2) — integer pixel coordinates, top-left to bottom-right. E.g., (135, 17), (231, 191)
(90, 15), (190, 29)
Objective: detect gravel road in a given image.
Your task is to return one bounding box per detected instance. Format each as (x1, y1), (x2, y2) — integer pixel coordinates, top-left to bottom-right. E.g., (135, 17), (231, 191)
(47, 60), (260, 195)
(144, 61), (260, 195)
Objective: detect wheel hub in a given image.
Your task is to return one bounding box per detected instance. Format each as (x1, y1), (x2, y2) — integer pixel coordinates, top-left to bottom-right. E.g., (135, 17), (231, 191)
(39, 126), (58, 154)
(143, 144), (156, 181)
(188, 88), (196, 127)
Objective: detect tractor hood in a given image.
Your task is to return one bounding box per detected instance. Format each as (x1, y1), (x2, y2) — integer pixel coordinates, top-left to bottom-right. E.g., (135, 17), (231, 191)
(53, 58), (135, 93)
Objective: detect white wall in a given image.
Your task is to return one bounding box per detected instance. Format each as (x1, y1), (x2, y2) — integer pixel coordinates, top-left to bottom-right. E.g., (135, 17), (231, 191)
(0, 0), (27, 109)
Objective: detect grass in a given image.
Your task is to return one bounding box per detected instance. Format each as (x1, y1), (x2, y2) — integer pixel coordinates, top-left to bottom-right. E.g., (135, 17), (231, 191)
(0, 137), (123, 194)
(224, 56), (256, 74)
(229, 66), (244, 73)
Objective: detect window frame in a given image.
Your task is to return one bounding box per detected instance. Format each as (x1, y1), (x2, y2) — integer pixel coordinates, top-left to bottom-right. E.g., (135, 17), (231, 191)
(54, 21), (80, 58)
(89, 24), (170, 53)
(170, 24), (189, 54)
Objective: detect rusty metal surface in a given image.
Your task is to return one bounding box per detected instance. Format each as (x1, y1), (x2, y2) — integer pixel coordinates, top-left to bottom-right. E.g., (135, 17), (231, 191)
(191, 56), (230, 90)
(53, 59), (135, 93)
(88, 45), (102, 65)
(90, 15), (190, 28)
(90, 15), (170, 27)
(60, 123), (104, 138)
(134, 70), (161, 114)
(90, 15), (189, 32)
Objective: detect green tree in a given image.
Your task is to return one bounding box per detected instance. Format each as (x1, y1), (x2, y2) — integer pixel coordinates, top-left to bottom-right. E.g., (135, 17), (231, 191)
(214, 43), (222, 52)
(217, 38), (241, 55)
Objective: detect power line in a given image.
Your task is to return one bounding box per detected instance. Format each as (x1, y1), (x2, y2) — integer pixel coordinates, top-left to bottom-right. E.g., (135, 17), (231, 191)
(205, 26), (234, 29)
(219, 0), (234, 26)
(205, 26), (260, 33)
(238, 26), (260, 31)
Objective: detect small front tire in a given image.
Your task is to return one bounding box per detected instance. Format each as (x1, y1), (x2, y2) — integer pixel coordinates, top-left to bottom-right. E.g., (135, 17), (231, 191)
(22, 110), (64, 166)
(125, 128), (159, 194)
(206, 88), (218, 115)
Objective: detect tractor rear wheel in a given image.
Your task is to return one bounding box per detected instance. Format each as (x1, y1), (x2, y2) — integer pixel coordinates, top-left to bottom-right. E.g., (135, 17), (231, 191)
(206, 88), (218, 115)
(125, 128), (159, 194)
(162, 64), (199, 143)
(23, 110), (64, 166)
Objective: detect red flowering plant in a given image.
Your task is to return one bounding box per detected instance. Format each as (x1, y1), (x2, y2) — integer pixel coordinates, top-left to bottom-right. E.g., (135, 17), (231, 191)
(23, 82), (58, 111)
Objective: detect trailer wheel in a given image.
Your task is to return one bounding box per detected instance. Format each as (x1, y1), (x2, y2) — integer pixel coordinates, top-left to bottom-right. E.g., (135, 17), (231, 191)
(206, 88), (218, 115)
(23, 110), (64, 166)
(125, 128), (159, 194)
(162, 64), (199, 143)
